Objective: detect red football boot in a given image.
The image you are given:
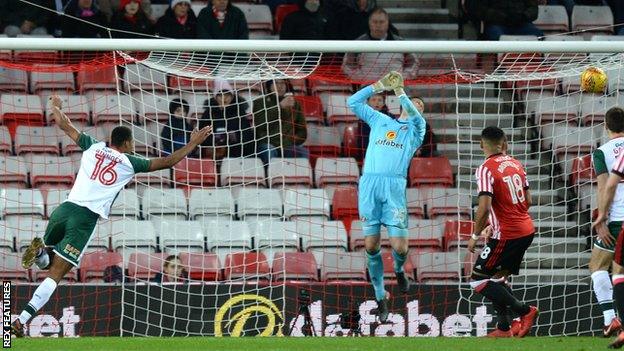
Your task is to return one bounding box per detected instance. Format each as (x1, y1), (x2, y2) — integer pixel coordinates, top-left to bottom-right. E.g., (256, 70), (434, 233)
(517, 306), (539, 338)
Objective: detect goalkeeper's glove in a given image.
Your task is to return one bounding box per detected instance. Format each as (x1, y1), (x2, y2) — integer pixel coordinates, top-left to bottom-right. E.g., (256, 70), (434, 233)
(372, 71), (402, 93)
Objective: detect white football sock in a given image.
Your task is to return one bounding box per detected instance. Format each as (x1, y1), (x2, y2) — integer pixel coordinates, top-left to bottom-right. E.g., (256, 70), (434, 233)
(592, 270), (616, 326)
(19, 277), (57, 324)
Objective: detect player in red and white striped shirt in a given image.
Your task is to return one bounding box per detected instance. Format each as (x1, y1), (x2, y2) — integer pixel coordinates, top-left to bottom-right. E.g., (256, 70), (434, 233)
(467, 126), (538, 338)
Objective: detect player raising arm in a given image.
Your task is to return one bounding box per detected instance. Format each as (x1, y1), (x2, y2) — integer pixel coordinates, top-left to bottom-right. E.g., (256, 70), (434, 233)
(11, 96), (212, 337)
(466, 126), (538, 338)
(347, 71), (426, 323)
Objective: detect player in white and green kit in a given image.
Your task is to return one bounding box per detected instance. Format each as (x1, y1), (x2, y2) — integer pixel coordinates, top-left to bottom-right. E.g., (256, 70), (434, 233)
(11, 96), (212, 337)
(591, 107), (624, 338)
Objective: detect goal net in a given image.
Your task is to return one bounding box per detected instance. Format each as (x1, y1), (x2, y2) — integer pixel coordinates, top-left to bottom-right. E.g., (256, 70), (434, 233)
(1, 40), (617, 337)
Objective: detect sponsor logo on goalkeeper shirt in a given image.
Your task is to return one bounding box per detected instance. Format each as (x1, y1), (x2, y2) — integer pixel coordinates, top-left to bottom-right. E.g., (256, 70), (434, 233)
(375, 131), (403, 149)
(215, 294), (284, 337)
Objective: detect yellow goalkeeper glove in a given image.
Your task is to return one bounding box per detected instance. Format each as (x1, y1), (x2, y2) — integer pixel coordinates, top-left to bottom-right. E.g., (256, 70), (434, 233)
(372, 71), (403, 93)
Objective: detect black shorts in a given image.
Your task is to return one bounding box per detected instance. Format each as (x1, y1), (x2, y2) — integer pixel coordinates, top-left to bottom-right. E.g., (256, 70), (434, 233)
(471, 234), (534, 279)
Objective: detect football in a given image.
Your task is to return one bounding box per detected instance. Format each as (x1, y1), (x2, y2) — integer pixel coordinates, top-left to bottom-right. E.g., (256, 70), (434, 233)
(580, 66), (608, 93)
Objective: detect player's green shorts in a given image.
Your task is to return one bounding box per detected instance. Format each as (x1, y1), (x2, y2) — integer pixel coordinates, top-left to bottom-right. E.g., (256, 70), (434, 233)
(43, 201), (99, 267)
(594, 221), (623, 252)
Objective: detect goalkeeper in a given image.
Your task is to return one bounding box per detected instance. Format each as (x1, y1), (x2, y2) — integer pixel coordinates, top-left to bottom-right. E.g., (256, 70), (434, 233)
(347, 71), (426, 323)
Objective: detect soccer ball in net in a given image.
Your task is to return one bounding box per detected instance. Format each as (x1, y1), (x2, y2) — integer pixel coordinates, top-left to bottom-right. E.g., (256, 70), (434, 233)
(580, 66), (608, 93)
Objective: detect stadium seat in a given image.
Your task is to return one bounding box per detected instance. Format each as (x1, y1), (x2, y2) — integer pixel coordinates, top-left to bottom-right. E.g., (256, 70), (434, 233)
(134, 91), (170, 123)
(296, 218), (348, 252)
(76, 65), (117, 93)
(14, 126), (60, 155)
(127, 252), (168, 280)
(85, 222), (112, 253)
(188, 188), (234, 219)
(224, 251), (271, 281)
(123, 64), (168, 92)
(220, 158), (266, 187)
(381, 251), (414, 281)
(173, 158), (217, 187)
(408, 157), (453, 188)
(275, 4), (299, 33)
(179, 252), (221, 281)
(320, 251), (367, 282)
(421, 187), (472, 219)
(407, 219), (444, 250)
(109, 189), (140, 218)
(534, 5), (569, 34)
(283, 188), (331, 219)
(412, 252), (461, 282)
(79, 251), (123, 282)
(131, 167), (171, 187)
(579, 94), (623, 125)
(443, 220), (478, 251)
(0, 126), (11, 155)
(267, 158), (313, 188)
(571, 6), (614, 35)
(331, 186), (358, 221)
(154, 219), (205, 254)
(168, 75), (213, 92)
(45, 94), (90, 125)
(570, 154), (595, 185)
(341, 123), (364, 160)
(534, 95), (580, 124)
(29, 155), (75, 189)
(92, 94), (135, 124)
(141, 188), (188, 219)
(204, 220), (252, 263)
(249, 220), (299, 258)
(405, 188), (425, 218)
(272, 252), (318, 281)
(326, 94), (357, 125)
(303, 125), (342, 162)
(0, 254), (30, 282)
(1, 189), (45, 218)
(314, 157), (359, 187)
(61, 125), (108, 156)
(0, 67), (28, 92)
(127, 123), (157, 156)
(0, 156), (29, 187)
(111, 219), (157, 262)
(12, 218), (48, 251)
(548, 125), (596, 157)
(349, 220), (390, 251)
(0, 94), (44, 136)
(45, 189), (70, 218)
(0, 221), (14, 252)
(294, 95), (324, 124)
(30, 66), (75, 93)
(236, 4), (273, 33)
(236, 188), (283, 218)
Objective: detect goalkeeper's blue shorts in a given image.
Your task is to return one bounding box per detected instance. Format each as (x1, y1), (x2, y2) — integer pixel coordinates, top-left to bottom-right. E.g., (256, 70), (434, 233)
(358, 173), (408, 237)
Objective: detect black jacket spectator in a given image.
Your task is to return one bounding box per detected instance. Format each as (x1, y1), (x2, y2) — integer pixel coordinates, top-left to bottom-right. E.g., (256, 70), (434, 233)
(155, 0), (197, 39)
(110, 0), (154, 38)
(61, 0), (109, 38)
(279, 0), (326, 40)
(325, 0), (375, 40)
(197, 0), (248, 39)
(161, 99), (196, 156)
(1, 0), (52, 36)
(418, 124), (438, 157)
(474, 0), (538, 27)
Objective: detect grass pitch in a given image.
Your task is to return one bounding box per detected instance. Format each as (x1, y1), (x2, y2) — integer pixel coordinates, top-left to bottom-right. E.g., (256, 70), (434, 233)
(10, 336), (607, 351)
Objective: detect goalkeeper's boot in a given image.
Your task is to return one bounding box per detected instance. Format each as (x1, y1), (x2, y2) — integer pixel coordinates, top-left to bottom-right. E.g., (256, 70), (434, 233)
(510, 318), (521, 336)
(11, 319), (24, 338)
(486, 328), (513, 338)
(376, 292), (390, 323)
(606, 318), (623, 338)
(517, 305), (539, 338)
(609, 331), (624, 349)
(396, 271), (410, 293)
(22, 237), (45, 269)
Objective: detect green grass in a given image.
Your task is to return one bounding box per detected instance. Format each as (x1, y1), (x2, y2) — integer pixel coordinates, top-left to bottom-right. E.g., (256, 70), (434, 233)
(9, 337), (608, 351)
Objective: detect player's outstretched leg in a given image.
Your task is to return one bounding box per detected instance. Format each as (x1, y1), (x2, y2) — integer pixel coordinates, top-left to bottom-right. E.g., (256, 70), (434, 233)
(593, 270), (621, 337)
(389, 236), (410, 293)
(609, 274), (624, 348)
(366, 248), (388, 322)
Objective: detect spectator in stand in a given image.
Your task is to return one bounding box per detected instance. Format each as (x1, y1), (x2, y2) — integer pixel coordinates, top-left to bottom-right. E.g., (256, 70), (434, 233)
(161, 98), (197, 156)
(253, 79), (308, 164)
(198, 79), (254, 159)
(605, 0), (624, 35)
(279, 0), (327, 40)
(1, 0), (51, 37)
(410, 97), (438, 157)
(196, 0), (248, 39)
(99, 0), (153, 22)
(155, 0), (197, 39)
(61, 0), (109, 38)
(326, 0), (376, 40)
(342, 7), (418, 82)
(109, 0), (154, 38)
(475, 0), (544, 40)
(153, 255), (188, 284)
(545, 0), (575, 16)
(264, 0), (297, 13)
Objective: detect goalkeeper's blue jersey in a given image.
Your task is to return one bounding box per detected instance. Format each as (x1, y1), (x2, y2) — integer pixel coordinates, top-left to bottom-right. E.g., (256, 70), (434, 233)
(347, 85), (426, 177)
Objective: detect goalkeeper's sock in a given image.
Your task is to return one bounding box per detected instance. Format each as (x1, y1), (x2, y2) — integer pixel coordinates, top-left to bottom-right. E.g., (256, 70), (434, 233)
(18, 277), (57, 324)
(476, 279), (530, 316)
(392, 249), (407, 274)
(366, 249), (386, 301)
(592, 270), (616, 326)
(612, 275), (624, 320)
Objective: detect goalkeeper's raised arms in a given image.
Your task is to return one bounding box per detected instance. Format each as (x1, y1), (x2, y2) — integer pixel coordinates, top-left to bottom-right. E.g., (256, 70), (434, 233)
(372, 71), (403, 93)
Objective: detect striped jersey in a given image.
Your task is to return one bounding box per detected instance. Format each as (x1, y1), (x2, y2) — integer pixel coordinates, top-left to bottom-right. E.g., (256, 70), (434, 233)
(66, 133), (151, 219)
(596, 137), (624, 221)
(475, 153), (534, 240)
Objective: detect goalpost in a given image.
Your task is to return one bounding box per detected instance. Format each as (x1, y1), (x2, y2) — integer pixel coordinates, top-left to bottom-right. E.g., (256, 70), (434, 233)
(2, 38), (622, 337)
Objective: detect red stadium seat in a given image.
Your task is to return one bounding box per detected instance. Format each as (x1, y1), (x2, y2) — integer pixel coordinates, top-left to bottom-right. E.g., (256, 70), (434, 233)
(272, 252), (318, 281)
(224, 252), (270, 281)
(294, 95), (324, 124)
(173, 158), (217, 187)
(443, 220), (481, 251)
(275, 4), (299, 33)
(570, 154), (595, 185)
(180, 252), (221, 281)
(341, 123), (364, 161)
(127, 252), (168, 280)
(331, 186), (358, 221)
(76, 65), (117, 93)
(0, 95), (45, 138)
(79, 251), (123, 282)
(409, 157), (453, 188)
